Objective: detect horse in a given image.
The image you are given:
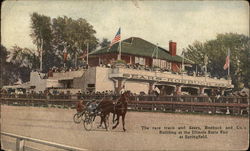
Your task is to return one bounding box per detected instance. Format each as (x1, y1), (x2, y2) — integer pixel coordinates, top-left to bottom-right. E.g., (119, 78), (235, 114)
(112, 91), (131, 131)
(97, 91), (131, 131)
(96, 98), (114, 130)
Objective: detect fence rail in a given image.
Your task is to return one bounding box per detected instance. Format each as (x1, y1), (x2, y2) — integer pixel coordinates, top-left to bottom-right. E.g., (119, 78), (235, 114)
(1, 94), (249, 104)
(1, 132), (87, 151)
(0, 96), (249, 115)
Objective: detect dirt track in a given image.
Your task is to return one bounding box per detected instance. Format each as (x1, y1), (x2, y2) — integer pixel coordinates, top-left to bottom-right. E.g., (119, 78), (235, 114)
(1, 105), (249, 150)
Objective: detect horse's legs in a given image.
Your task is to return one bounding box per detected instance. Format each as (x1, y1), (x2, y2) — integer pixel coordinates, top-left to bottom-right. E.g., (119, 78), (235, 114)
(98, 114), (104, 128)
(92, 115), (96, 121)
(112, 114), (120, 129)
(103, 115), (109, 131)
(112, 113), (116, 124)
(122, 114), (126, 132)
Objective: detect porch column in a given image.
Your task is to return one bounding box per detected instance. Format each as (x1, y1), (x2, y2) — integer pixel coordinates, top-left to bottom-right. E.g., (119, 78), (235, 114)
(221, 88), (226, 96)
(175, 85), (182, 95)
(148, 82), (157, 94)
(160, 86), (166, 96)
(16, 138), (24, 151)
(199, 87), (205, 95)
(117, 79), (126, 94)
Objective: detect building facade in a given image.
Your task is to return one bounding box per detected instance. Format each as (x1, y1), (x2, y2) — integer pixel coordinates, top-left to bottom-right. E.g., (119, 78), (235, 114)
(88, 37), (193, 72)
(4, 37), (233, 95)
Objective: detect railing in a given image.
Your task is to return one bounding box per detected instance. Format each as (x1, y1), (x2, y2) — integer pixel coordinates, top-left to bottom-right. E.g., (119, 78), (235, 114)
(0, 96), (249, 115)
(1, 94), (249, 104)
(128, 100), (249, 115)
(135, 95), (249, 104)
(0, 93), (120, 100)
(1, 132), (87, 151)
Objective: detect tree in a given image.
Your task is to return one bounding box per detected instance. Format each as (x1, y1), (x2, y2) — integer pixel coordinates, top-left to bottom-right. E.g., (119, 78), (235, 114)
(51, 16), (98, 67)
(30, 13), (99, 69)
(30, 12), (57, 72)
(0, 45), (9, 87)
(30, 13), (53, 52)
(8, 46), (40, 83)
(0, 45), (37, 85)
(184, 33), (250, 89)
(100, 38), (111, 48)
(10, 45), (39, 69)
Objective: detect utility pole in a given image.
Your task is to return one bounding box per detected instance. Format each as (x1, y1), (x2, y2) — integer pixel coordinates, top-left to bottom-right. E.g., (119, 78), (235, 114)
(181, 50), (185, 74)
(40, 38), (43, 72)
(75, 52), (77, 67)
(204, 54), (208, 77)
(86, 42), (89, 65)
(118, 40), (122, 60)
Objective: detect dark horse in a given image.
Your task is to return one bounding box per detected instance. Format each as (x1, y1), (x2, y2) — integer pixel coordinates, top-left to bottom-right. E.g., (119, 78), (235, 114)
(96, 91), (131, 131)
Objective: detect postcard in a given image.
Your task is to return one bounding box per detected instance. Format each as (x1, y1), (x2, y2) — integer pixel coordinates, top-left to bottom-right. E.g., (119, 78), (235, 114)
(1, 0), (249, 150)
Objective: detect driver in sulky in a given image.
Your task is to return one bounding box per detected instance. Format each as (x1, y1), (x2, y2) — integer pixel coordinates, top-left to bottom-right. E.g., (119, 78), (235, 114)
(76, 100), (85, 113)
(87, 99), (99, 114)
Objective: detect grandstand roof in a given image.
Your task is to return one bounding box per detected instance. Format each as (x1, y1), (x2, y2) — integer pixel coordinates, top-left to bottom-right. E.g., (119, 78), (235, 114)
(89, 37), (193, 64)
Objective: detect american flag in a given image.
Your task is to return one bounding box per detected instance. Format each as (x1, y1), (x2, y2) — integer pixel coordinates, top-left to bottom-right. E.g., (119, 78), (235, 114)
(223, 50), (230, 70)
(109, 28), (121, 48)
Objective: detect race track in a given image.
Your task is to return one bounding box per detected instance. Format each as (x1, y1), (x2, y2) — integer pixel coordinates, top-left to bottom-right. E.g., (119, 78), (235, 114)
(1, 105), (249, 150)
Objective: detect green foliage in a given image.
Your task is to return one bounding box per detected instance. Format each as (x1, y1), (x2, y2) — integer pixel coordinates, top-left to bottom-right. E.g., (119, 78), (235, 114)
(10, 45), (39, 69)
(0, 45), (8, 61)
(30, 12), (57, 72)
(30, 12), (53, 52)
(0, 45), (9, 87)
(51, 16), (98, 67)
(0, 45), (38, 85)
(30, 13), (98, 71)
(184, 33), (250, 89)
(100, 38), (111, 48)
(9, 46), (40, 83)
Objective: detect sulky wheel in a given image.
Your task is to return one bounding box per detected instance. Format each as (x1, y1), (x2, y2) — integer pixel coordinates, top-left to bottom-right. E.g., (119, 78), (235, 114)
(73, 113), (82, 124)
(83, 113), (93, 131)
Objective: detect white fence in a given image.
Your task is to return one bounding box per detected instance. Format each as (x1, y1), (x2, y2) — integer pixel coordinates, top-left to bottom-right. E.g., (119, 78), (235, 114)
(1, 132), (87, 151)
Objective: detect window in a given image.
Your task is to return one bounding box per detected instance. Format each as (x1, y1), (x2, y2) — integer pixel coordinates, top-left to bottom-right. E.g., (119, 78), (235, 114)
(135, 56), (145, 65)
(160, 60), (166, 68)
(153, 59), (170, 69)
(87, 84), (95, 87)
(166, 61), (172, 70)
(153, 59), (161, 67)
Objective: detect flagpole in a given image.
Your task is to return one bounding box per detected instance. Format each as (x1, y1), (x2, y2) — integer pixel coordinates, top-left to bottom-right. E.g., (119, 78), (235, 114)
(156, 44), (159, 67)
(228, 49), (230, 78)
(75, 51), (77, 67)
(182, 51), (184, 74)
(204, 54), (208, 79)
(87, 42), (89, 65)
(40, 38), (43, 72)
(118, 28), (122, 60)
(117, 43), (120, 60)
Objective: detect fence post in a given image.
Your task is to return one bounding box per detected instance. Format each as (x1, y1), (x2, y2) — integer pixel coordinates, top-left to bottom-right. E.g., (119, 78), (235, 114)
(16, 138), (24, 151)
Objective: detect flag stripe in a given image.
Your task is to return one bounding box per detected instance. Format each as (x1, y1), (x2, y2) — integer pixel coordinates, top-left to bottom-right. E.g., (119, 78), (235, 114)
(109, 28), (121, 48)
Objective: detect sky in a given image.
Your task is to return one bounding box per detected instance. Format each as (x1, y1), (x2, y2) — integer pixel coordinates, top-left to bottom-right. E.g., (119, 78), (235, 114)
(1, 0), (249, 54)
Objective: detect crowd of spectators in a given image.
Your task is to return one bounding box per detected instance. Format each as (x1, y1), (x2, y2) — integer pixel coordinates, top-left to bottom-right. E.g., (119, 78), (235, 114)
(98, 62), (221, 79)
(1, 87), (248, 101)
(35, 60), (222, 80)
(49, 65), (89, 73)
(0, 88), (121, 100)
